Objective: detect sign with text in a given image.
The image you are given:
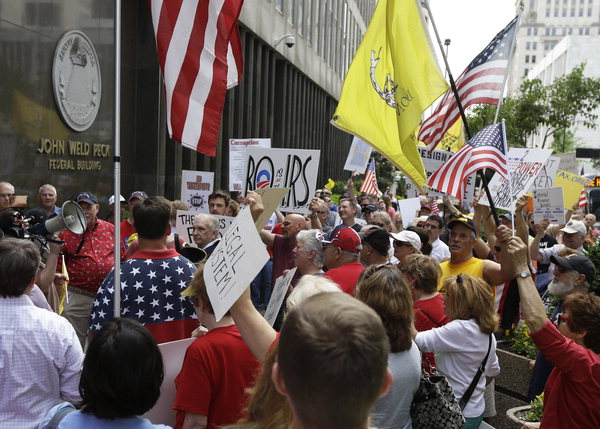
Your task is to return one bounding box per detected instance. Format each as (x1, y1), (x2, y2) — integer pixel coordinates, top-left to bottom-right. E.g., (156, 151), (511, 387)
(533, 187), (565, 224)
(244, 147), (320, 214)
(343, 136), (372, 174)
(203, 207), (270, 321)
(253, 188), (291, 231)
(532, 156), (560, 190)
(263, 267), (297, 326)
(479, 148), (553, 211)
(229, 138), (271, 191)
(397, 197), (421, 229)
(175, 210), (234, 244)
(406, 146), (475, 203)
(553, 170), (588, 210)
(180, 170), (214, 213)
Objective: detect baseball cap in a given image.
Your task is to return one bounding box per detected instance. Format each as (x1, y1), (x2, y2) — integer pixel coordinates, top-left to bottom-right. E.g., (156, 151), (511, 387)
(550, 254), (596, 284)
(75, 192), (98, 205)
(448, 216), (476, 234)
(499, 213), (513, 222)
(129, 191), (148, 202)
(108, 194), (126, 206)
(390, 230), (422, 252)
(323, 226), (361, 253)
(360, 227), (390, 255)
(413, 215), (428, 226)
(560, 220), (586, 236)
(361, 204), (378, 213)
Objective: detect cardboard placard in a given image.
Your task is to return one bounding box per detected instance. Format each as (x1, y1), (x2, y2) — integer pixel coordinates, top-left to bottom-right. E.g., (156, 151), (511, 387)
(263, 267), (297, 326)
(180, 170), (214, 212)
(244, 147), (320, 214)
(343, 136), (373, 174)
(175, 210), (234, 244)
(229, 138), (271, 191)
(553, 170), (588, 210)
(532, 156), (560, 190)
(397, 197), (421, 229)
(533, 187), (565, 224)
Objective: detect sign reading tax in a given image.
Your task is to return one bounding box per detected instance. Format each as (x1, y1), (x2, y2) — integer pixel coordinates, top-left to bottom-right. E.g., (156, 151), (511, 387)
(244, 148), (320, 214)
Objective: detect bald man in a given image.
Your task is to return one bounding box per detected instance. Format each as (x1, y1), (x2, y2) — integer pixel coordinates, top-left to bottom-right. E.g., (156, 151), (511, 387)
(0, 182), (15, 211)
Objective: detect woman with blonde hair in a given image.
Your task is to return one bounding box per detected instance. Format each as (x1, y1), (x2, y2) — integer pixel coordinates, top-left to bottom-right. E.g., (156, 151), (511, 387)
(415, 274), (500, 429)
(354, 265), (421, 429)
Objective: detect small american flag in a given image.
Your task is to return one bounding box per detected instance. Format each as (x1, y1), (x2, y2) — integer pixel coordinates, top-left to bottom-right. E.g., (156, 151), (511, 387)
(426, 123), (509, 200)
(431, 199), (441, 215)
(360, 159), (382, 197)
(418, 16), (518, 150)
(579, 189), (588, 207)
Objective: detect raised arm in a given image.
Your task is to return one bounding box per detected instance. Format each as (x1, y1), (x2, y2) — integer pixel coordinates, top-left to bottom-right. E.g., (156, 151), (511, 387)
(529, 219), (550, 263)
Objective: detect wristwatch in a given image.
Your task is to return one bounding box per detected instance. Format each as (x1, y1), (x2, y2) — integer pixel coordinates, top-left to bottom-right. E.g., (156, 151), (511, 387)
(518, 271), (531, 278)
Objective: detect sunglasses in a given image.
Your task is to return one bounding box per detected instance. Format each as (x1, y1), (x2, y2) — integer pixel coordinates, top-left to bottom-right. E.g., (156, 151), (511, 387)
(557, 312), (569, 326)
(554, 265), (572, 274)
(371, 222), (385, 228)
(393, 240), (412, 248)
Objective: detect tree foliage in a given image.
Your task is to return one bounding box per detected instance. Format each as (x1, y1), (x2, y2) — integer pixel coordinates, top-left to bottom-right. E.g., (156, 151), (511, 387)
(467, 63), (600, 151)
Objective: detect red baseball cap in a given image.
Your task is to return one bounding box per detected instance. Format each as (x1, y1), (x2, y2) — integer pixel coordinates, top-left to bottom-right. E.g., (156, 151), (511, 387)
(323, 226), (362, 253)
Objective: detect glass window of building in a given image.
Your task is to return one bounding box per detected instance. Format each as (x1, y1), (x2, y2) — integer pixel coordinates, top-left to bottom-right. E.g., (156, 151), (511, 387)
(525, 55), (530, 63)
(276, 0), (283, 13)
(306, 0), (312, 44)
(533, 41), (537, 49)
(298, 0), (304, 35)
(532, 55), (536, 63)
(287, 0), (295, 25)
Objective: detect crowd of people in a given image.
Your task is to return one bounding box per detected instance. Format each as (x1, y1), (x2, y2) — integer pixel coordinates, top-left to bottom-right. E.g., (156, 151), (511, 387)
(0, 178), (599, 429)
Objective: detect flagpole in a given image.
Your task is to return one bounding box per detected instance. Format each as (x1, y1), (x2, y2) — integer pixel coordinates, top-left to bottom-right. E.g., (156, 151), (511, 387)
(422, 0), (500, 226)
(503, 119), (515, 236)
(113, 0), (122, 318)
(493, 2), (524, 124)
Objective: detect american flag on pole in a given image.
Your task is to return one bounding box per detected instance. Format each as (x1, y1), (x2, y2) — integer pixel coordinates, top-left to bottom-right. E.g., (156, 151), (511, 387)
(360, 159), (382, 197)
(426, 123), (509, 199)
(418, 16), (518, 151)
(579, 178), (593, 207)
(149, 0), (244, 156)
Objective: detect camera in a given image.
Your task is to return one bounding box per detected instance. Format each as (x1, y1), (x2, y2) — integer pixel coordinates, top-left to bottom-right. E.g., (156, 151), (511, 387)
(284, 35), (295, 48)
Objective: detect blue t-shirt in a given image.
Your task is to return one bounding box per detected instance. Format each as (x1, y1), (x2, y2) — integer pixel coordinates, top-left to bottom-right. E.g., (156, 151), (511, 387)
(39, 403), (172, 429)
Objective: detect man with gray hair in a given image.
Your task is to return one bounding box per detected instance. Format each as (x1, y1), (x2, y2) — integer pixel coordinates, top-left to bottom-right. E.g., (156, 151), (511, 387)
(294, 229), (325, 275)
(0, 238), (83, 429)
(36, 184), (61, 217)
(0, 181), (14, 211)
(192, 213), (220, 257)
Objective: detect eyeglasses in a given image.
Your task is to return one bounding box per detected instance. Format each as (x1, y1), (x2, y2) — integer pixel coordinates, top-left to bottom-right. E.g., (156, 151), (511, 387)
(554, 265), (572, 274)
(317, 210), (327, 214)
(393, 240), (412, 248)
(557, 313), (569, 326)
(371, 222), (385, 228)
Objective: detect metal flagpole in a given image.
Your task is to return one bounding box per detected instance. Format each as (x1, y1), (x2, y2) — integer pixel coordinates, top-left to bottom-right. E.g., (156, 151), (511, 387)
(422, 0), (500, 226)
(113, 0), (122, 317)
(502, 119), (515, 236)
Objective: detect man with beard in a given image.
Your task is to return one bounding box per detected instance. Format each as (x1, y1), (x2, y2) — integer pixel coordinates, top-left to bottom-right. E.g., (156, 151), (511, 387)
(527, 250), (595, 400)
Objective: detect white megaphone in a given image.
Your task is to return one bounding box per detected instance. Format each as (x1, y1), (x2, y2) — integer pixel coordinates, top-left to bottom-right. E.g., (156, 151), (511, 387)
(30, 201), (87, 236)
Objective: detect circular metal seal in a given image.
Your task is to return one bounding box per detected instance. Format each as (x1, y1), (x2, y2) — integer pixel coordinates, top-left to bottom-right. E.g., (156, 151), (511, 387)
(52, 30), (101, 132)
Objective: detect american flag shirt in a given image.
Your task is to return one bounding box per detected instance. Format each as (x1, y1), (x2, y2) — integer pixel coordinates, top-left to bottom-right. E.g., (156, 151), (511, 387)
(89, 249), (198, 343)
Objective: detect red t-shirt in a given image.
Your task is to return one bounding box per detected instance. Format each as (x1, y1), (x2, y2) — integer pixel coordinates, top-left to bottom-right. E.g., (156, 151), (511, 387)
(414, 294), (451, 370)
(324, 261), (365, 295)
(530, 320), (600, 428)
(120, 219), (136, 246)
(271, 234), (300, 285)
(173, 325), (260, 429)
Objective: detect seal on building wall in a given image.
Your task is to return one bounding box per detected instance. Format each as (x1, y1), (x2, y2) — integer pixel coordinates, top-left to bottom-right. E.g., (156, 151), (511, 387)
(52, 30), (101, 132)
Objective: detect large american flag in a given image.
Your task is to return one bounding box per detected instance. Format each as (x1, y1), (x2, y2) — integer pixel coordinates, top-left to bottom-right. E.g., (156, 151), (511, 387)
(149, 0), (244, 156)
(426, 123), (509, 199)
(418, 16), (518, 151)
(360, 158), (382, 197)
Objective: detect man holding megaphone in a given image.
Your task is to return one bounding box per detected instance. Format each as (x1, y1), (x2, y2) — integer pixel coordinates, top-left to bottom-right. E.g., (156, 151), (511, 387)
(57, 192), (126, 348)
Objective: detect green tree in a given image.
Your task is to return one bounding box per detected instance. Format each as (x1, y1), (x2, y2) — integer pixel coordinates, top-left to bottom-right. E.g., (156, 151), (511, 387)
(372, 151), (396, 191)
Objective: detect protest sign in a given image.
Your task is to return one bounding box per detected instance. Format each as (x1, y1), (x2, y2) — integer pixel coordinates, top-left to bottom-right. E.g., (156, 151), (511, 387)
(555, 151), (578, 174)
(554, 169), (588, 209)
(533, 187), (565, 224)
(252, 188), (290, 231)
(343, 136), (372, 174)
(397, 197), (421, 228)
(180, 170), (214, 212)
(175, 210), (234, 244)
(406, 146), (475, 203)
(244, 147), (320, 214)
(229, 138), (271, 191)
(203, 207), (270, 321)
(263, 267), (297, 326)
(532, 156), (560, 190)
(479, 148), (552, 211)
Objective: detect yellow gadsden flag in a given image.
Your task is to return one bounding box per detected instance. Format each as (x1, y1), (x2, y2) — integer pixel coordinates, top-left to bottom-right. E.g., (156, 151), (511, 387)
(331, 0), (449, 189)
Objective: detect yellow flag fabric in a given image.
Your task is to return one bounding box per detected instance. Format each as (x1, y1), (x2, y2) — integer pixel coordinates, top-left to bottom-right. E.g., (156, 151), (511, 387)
(331, 0), (449, 189)
(58, 255), (70, 315)
(438, 117), (465, 152)
(324, 178), (335, 191)
(554, 170), (588, 210)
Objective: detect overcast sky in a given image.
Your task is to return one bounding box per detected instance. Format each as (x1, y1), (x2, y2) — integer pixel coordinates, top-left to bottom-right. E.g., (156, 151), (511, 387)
(427, 0), (518, 76)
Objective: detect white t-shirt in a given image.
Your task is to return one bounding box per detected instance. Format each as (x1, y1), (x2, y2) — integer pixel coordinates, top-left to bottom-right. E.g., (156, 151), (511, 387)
(430, 238), (450, 263)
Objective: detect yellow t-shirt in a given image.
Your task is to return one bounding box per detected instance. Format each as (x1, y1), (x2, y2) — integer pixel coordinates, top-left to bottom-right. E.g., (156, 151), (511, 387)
(438, 257), (485, 293)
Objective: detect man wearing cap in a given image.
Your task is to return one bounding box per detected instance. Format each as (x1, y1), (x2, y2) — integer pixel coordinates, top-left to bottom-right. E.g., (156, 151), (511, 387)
(120, 190), (148, 247)
(390, 230), (422, 266)
(58, 191), (126, 347)
(438, 217), (513, 292)
(359, 226), (391, 266)
(104, 194), (126, 224)
(323, 226), (365, 295)
(426, 214), (450, 263)
(530, 219), (586, 286)
(90, 196), (197, 344)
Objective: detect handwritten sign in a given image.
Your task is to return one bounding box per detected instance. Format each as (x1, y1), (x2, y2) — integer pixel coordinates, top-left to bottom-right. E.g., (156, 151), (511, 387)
(263, 267), (297, 326)
(532, 156), (560, 190)
(480, 148), (552, 211)
(407, 146), (475, 203)
(180, 170), (214, 213)
(344, 136), (372, 174)
(229, 138), (271, 191)
(553, 170), (588, 210)
(244, 147), (320, 214)
(175, 210), (234, 244)
(533, 187), (565, 224)
(203, 207), (270, 321)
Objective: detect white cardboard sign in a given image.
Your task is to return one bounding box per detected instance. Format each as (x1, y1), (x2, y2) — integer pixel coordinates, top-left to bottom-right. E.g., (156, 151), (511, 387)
(479, 148), (553, 211)
(203, 207), (270, 321)
(180, 170), (214, 213)
(532, 156), (560, 190)
(175, 210), (234, 244)
(229, 138), (271, 191)
(343, 136), (373, 174)
(533, 187), (565, 224)
(397, 197), (422, 229)
(263, 267), (297, 326)
(244, 147), (320, 214)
